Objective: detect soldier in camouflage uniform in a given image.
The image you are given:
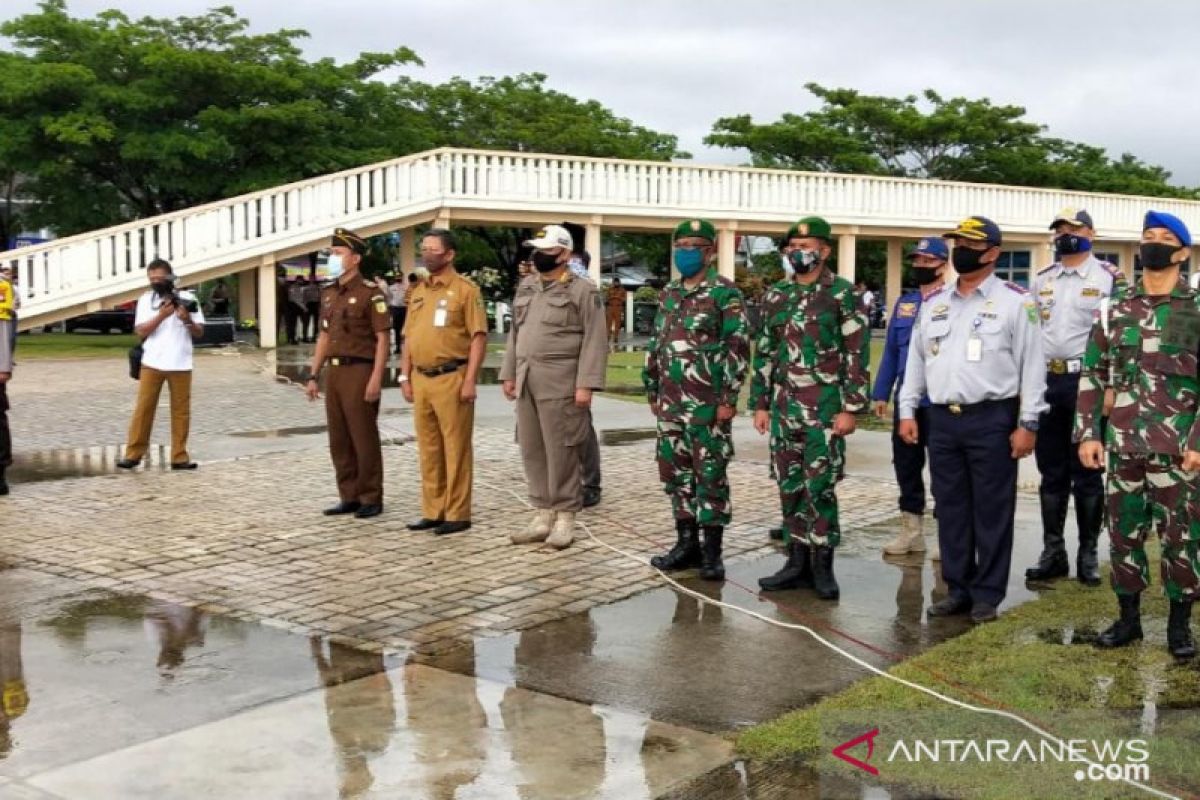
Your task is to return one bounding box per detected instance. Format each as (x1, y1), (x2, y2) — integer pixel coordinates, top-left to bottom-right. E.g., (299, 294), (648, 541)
(644, 219), (751, 581)
(751, 216), (869, 600)
(1077, 210), (1200, 659)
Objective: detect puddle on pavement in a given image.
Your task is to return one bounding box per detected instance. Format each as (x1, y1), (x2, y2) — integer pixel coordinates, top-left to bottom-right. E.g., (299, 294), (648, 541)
(601, 428), (658, 446)
(230, 424), (330, 439)
(7, 446), (173, 483)
(0, 568), (732, 799)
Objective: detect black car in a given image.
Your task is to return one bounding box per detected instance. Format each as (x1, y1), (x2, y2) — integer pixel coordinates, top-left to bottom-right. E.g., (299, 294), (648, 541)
(64, 302), (136, 334)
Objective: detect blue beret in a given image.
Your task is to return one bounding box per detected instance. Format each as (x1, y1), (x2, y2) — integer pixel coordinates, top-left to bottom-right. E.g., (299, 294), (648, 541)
(1143, 210), (1192, 248)
(909, 237), (949, 261)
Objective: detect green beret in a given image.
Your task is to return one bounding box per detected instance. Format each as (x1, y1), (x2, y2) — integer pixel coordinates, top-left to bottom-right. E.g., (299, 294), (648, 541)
(673, 219), (716, 242)
(331, 227), (367, 255)
(784, 216), (833, 243)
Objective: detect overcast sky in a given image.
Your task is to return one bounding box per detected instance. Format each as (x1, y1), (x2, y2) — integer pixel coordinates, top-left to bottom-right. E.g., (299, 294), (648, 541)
(9, 0), (1200, 183)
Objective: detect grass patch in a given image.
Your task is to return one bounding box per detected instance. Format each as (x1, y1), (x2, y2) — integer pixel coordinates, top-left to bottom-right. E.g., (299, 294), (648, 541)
(737, 541), (1200, 798)
(15, 332), (139, 360)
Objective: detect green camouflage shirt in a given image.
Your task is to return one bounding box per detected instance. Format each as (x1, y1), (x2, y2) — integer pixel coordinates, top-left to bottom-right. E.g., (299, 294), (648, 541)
(749, 268), (870, 426)
(1075, 277), (1200, 455)
(643, 267), (751, 424)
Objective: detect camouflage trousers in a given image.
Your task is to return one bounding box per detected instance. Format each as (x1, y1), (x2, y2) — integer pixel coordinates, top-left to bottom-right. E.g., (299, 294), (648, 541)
(656, 419), (734, 526)
(1107, 452), (1200, 601)
(770, 424), (845, 548)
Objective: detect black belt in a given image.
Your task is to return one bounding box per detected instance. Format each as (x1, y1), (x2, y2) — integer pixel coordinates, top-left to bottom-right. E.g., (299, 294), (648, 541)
(326, 356), (374, 366)
(416, 359), (466, 378)
(932, 398), (1018, 416)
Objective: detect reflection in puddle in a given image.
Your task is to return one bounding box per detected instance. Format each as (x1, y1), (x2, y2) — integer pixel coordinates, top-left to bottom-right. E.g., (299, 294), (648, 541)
(8, 445), (172, 483)
(230, 425), (329, 439)
(600, 428), (657, 447)
(274, 364), (503, 389)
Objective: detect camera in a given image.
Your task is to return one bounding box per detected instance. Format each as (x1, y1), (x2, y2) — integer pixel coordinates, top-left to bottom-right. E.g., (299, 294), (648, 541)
(153, 278), (199, 313)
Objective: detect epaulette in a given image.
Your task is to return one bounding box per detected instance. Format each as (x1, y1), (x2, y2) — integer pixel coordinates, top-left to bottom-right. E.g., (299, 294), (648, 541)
(1098, 261), (1123, 280)
(458, 274), (478, 288)
(925, 285), (948, 300)
(1004, 281), (1030, 295)
(1036, 263), (1058, 276)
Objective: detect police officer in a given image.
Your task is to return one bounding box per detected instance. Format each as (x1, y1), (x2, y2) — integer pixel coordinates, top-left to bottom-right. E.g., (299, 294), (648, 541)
(1025, 209), (1124, 586)
(0, 272), (13, 496)
(501, 225), (608, 549)
(1079, 211), (1200, 659)
(752, 217), (870, 600)
(303, 228), (391, 518)
(898, 216), (1047, 623)
(873, 238), (949, 559)
(399, 229), (488, 535)
(644, 219), (751, 581)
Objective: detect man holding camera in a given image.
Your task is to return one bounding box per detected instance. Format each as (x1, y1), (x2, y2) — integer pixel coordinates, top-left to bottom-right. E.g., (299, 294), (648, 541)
(118, 258), (205, 471)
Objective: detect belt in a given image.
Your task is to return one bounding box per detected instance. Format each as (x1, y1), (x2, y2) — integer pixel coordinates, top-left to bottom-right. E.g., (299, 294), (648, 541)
(416, 359), (467, 378)
(1047, 358), (1083, 375)
(933, 398), (1019, 416)
(326, 356), (374, 367)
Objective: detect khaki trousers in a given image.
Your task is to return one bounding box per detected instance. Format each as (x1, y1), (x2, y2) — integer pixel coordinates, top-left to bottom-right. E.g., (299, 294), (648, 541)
(516, 392), (590, 512)
(125, 366), (192, 464)
(412, 370), (474, 522)
(324, 363), (383, 505)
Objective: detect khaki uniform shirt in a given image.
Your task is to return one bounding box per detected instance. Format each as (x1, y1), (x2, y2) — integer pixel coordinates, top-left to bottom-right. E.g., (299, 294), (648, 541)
(320, 276), (390, 359)
(500, 272), (608, 400)
(403, 271), (488, 369)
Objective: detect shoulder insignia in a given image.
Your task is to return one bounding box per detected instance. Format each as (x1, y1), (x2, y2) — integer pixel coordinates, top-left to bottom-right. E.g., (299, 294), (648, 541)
(1004, 281), (1030, 295)
(1036, 263), (1058, 276)
(896, 302), (918, 319)
(374, 299), (388, 314)
(1023, 299), (1038, 324)
(1100, 261), (1125, 281)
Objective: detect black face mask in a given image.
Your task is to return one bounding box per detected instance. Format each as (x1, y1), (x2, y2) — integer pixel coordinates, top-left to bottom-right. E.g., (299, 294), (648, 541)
(1139, 242), (1183, 272)
(1054, 234), (1091, 257)
(913, 268), (942, 286)
(150, 279), (174, 296)
(952, 247), (990, 275)
(532, 251), (561, 273)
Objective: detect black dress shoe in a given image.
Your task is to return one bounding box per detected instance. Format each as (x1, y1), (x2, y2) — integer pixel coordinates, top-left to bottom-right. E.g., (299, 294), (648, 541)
(323, 500), (362, 516)
(354, 504), (383, 519)
(970, 602), (999, 624)
(170, 462), (198, 471)
(0, 478), (9, 496)
(927, 595), (972, 617)
(116, 459), (140, 470)
(581, 487), (602, 508)
(434, 521), (472, 536)
(406, 517), (443, 531)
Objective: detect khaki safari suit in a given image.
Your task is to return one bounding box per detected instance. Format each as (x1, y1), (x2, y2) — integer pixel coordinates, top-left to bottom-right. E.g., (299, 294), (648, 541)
(500, 272), (608, 512)
(320, 277), (391, 505)
(403, 271), (488, 523)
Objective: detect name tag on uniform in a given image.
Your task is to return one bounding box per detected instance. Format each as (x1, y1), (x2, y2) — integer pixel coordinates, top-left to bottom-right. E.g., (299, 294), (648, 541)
(967, 336), (983, 362)
(433, 299), (448, 327)
(1081, 287), (1101, 298)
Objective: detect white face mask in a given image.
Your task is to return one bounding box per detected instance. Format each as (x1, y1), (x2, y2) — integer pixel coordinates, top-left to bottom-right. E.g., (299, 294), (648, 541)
(326, 254), (344, 279)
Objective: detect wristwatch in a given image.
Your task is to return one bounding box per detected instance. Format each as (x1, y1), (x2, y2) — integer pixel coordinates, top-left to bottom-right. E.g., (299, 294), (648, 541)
(300, 367), (319, 384)
(1019, 420), (1040, 433)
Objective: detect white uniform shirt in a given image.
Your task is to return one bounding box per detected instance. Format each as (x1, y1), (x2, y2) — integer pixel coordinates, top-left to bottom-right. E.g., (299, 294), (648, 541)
(1031, 255), (1122, 361)
(135, 289), (204, 372)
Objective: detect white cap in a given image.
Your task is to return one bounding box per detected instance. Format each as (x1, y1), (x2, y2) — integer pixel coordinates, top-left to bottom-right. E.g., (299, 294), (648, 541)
(524, 224), (574, 251)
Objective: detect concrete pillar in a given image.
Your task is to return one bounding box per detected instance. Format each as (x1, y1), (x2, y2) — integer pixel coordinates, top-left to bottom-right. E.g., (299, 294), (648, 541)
(1031, 239), (1055, 271)
(585, 223), (602, 284)
(717, 223), (736, 280)
(400, 226), (416, 277)
(1118, 242), (1136, 280)
(625, 290), (635, 334)
(885, 238), (904, 315)
(237, 267), (257, 322)
(434, 211), (451, 230)
(837, 233), (857, 282)
(257, 255), (278, 348)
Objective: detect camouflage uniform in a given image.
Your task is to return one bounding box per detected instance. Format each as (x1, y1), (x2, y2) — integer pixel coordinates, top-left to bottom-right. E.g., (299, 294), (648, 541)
(1075, 277), (1200, 600)
(749, 267), (870, 547)
(643, 265), (750, 526)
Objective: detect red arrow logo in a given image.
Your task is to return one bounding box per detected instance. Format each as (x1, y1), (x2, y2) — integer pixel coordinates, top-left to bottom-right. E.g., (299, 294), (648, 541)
(832, 727), (881, 776)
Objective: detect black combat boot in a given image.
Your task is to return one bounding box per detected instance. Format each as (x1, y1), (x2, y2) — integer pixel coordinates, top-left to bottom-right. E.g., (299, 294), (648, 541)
(758, 537), (812, 592)
(650, 519), (702, 571)
(1095, 593), (1143, 648)
(1167, 600), (1195, 659)
(0, 466), (7, 496)
(1073, 493), (1104, 587)
(768, 523), (785, 541)
(1026, 490), (1070, 580)
(811, 545), (840, 601)
(699, 526), (725, 582)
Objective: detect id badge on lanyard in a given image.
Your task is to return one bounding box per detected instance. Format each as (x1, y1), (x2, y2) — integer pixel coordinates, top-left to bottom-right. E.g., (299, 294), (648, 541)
(433, 298), (448, 328)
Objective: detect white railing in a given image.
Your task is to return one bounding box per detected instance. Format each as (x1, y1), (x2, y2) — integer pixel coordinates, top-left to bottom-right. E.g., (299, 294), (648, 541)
(9, 146), (1200, 320)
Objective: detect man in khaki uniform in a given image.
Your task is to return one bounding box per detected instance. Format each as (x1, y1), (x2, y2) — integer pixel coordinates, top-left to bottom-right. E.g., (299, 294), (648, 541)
(303, 228), (392, 519)
(501, 225), (608, 549)
(400, 229), (488, 535)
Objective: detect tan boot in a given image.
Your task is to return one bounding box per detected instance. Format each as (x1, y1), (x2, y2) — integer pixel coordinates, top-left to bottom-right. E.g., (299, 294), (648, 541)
(511, 509), (555, 544)
(546, 511), (576, 549)
(883, 512), (925, 555)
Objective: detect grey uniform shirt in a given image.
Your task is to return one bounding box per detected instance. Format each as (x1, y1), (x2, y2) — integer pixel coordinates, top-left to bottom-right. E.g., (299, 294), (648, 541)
(1031, 255), (1123, 361)
(499, 272), (608, 400)
(898, 273), (1048, 424)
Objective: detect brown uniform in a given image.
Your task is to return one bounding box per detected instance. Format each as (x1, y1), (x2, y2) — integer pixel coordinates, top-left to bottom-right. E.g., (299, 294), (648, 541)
(500, 272), (608, 512)
(320, 277), (390, 506)
(403, 271), (488, 522)
(606, 283), (627, 342)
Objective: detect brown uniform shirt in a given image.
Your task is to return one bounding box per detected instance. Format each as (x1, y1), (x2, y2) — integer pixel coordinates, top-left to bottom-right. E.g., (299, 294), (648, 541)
(320, 276), (391, 359)
(606, 284), (627, 312)
(403, 271), (488, 369)
(500, 272), (609, 400)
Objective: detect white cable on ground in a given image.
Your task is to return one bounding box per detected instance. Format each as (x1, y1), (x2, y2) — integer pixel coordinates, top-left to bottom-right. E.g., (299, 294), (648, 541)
(478, 478), (1180, 800)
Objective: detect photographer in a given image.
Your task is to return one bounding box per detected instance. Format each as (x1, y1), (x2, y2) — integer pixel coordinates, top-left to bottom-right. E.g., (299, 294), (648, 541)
(117, 258), (205, 471)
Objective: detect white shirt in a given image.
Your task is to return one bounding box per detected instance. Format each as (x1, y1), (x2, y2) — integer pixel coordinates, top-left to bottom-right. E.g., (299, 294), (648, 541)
(1030, 255), (1122, 361)
(135, 289), (204, 372)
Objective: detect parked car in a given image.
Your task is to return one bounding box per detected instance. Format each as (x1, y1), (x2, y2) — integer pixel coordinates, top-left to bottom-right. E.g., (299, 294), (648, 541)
(64, 301), (136, 334)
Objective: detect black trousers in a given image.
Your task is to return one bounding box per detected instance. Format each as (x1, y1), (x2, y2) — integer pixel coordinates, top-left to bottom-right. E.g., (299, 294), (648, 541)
(284, 303), (304, 343)
(0, 383), (10, 469)
(305, 302), (321, 341)
(929, 399), (1019, 607)
(390, 307), (407, 352)
(892, 405), (931, 514)
(1035, 372), (1104, 498)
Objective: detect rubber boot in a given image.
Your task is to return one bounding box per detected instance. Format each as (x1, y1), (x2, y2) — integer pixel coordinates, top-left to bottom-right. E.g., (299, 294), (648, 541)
(883, 512), (925, 555)
(511, 509), (555, 544)
(650, 519), (702, 571)
(1026, 490), (1070, 580)
(1073, 493), (1104, 587)
(758, 537), (812, 592)
(546, 511), (576, 550)
(699, 526), (725, 582)
(1167, 599), (1196, 659)
(1095, 593), (1143, 648)
(811, 545), (840, 601)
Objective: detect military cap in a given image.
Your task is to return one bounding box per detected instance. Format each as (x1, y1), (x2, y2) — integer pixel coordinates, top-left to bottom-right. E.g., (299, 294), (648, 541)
(908, 237), (949, 260)
(1143, 210), (1192, 248)
(1050, 207), (1094, 230)
(673, 219), (716, 242)
(944, 216), (1002, 247)
(331, 227), (368, 255)
(784, 216), (833, 243)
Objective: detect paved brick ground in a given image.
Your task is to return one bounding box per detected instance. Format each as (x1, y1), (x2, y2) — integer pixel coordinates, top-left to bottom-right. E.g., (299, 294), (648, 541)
(3, 349), (900, 657)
